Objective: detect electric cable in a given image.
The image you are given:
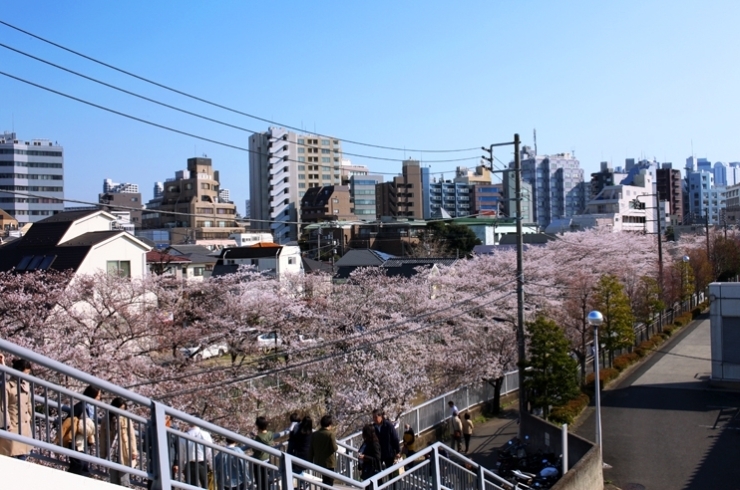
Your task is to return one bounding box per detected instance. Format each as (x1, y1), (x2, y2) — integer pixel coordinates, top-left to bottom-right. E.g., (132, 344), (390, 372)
(157, 289), (516, 399)
(0, 69), (476, 165)
(0, 19), (480, 154)
(126, 277), (518, 390)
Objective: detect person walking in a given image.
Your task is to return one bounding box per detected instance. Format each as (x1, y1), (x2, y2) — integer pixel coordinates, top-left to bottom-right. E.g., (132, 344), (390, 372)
(358, 424), (382, 480)
(184, 417), (213, 488)
(309, 414), (337, 487)
(450, 411), (463, 453)
(146, 414), (179, 490)
(372, 409), (400, 471)
(0, 356), (33, 461)
(100, 397), (139, 487)
(251, 416), (274, 490)
(65, 385), (101, 476)
(462, 412), (474, 453)
(214, 438), (247, 490)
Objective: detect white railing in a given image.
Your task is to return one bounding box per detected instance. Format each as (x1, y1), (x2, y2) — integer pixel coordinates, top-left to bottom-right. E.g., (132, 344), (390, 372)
(0, 338), (517, 490)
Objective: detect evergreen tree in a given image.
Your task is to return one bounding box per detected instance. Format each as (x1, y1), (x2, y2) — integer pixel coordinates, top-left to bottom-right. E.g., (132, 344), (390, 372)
(594, 274), (635, 365)
(523, 316), (579, 419)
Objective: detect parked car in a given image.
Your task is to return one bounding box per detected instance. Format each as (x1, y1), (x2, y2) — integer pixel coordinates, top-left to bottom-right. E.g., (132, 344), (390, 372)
(256, 332), (283, 352)
(181, 343), (228, 361)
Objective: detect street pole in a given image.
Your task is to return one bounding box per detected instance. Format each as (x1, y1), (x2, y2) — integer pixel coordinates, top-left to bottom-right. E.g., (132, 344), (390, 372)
(482, 135), (526, 437)
(514, 134), (526, 435)
(587, 310), (605, 467)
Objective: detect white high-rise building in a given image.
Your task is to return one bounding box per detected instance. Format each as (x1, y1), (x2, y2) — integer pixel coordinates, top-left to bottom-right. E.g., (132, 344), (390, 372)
(248, 127), (343, 242)
(103, 178), (139, 194)
(517, 146), (585, 228)
(0, 132), (64, 226)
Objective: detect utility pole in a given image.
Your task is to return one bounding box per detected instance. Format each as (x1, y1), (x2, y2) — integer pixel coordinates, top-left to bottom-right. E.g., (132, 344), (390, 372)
(482, 134), (525, 436)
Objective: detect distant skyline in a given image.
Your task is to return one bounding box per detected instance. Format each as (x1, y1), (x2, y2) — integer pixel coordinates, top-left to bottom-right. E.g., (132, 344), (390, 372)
(2, 1), (740, 212)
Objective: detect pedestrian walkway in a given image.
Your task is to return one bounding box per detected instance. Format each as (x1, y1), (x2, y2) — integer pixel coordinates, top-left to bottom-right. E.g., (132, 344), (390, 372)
(463, 409), (519, 469)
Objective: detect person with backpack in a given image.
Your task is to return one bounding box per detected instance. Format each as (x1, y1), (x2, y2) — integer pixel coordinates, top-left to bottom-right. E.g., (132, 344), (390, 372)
(64, 385), (101, 476)
(402, 424), (418, 469)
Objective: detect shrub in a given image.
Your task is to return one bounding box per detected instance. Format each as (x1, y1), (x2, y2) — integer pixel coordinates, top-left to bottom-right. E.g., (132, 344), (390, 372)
(639, 339), (655, 352)
(549, 393), (590, 425)
(691, 307), (702, 318)
(663, 326), (675, 336)
(585, 368), (619, 389)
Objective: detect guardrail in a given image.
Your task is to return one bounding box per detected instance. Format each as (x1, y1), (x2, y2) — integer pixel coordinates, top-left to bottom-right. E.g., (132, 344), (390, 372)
(0, 338), (518, 490)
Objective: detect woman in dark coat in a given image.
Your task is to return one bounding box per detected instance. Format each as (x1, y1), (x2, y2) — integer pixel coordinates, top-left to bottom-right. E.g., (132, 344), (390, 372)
(358, 424), (382, 480)
(287, 416), (312, 475)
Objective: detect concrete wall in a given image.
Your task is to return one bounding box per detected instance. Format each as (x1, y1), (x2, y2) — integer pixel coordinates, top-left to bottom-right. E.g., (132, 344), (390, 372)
(551, 445), (604, 490)
(1, 455), (114, 490)
(521, 413), (594, 471)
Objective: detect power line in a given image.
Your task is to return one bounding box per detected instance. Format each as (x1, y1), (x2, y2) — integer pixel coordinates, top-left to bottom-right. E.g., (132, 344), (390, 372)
(129, 277), (518, 391)
(0, 67), (476, 165)
(158, 289), (516, 399)
(0, 19), (480, 155)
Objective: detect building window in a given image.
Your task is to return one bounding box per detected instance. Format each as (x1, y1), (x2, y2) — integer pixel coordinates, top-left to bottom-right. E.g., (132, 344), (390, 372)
(298, 148), (305, 153)
(321, 139), (330, 145)
(298, 165), (306, 170)
(298, 157), (306, 162)
(322, 157), (331, 163)
(298, 139), (305, 144)
(288, 257), (296, 265)
(193, 267), (204, 276)
(107, 260), (131, 278)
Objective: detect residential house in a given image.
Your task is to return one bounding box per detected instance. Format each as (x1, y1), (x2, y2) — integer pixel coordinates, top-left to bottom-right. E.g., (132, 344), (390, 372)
(211, 242), (303, 279)
(0, 210), (150, 277)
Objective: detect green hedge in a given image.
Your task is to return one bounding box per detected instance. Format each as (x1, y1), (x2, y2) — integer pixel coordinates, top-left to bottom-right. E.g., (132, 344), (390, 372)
(549, 393), (591, 425)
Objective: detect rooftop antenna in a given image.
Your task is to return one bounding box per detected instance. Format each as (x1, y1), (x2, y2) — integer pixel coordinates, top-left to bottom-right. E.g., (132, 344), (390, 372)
(533, 128), (538, 155)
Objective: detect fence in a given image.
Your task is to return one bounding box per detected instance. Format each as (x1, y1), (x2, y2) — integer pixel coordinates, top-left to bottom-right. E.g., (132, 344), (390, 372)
(0, 337), (518, 490)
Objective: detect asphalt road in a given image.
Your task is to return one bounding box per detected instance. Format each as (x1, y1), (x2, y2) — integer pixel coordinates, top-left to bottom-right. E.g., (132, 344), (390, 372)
(576, 316), (740, 490)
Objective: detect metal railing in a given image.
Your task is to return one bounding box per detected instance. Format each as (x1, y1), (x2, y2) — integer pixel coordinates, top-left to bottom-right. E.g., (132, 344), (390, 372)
(339, 371), (519, 451)
(0, 338), (519, 490)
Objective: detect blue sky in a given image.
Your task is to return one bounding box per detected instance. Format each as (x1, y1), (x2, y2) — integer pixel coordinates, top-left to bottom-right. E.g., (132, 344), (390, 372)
(1, 1), (739, 212)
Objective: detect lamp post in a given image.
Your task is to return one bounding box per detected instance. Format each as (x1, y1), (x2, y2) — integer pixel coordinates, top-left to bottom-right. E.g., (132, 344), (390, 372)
(682, 255), (690, 310)
(587, 310), (604, 465)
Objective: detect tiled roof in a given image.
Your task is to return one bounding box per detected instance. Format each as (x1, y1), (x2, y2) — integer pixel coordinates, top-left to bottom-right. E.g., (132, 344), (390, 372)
(218, 246), (283, 259)
(146, 251), (192, 263)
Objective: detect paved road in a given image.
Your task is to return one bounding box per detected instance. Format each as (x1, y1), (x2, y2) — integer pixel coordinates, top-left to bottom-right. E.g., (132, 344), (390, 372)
(576, 316), (740, 490)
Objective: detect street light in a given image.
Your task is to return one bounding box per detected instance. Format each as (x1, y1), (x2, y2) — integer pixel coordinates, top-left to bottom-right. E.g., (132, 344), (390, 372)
(682, 255), (690, 310)
(587, 310), (605, 466)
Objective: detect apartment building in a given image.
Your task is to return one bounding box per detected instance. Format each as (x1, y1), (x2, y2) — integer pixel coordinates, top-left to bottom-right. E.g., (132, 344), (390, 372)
(425, 180), (472, 219)
(299, 185), (355, 224)
(656, 165), (684, 223)
(518, 146), (585, 228)
(376, 159), (429, 219)
(142, 157), (241, 244)
(249, 127), (343, 242)
(99, 178), (143, 227)
(0, 131), (64, 226)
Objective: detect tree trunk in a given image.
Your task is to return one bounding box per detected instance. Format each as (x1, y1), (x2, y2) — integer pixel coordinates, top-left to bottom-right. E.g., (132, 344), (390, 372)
(486, 377), (504, 415)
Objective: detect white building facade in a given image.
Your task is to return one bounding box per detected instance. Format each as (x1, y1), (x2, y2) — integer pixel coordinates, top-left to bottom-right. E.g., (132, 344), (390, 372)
(0, 132), (64, 226)
(249, 127), (343, 242)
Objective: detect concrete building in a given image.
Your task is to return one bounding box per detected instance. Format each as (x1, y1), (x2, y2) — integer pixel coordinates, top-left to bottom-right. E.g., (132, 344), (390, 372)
(376, 159), (429, 219)
(724, 183), (740, 224)
(470, 183), (502, 216)
(142, 157), (241, 245)
(517, 146), (585, 229)
(249, 127), (343, 242)
(0, 131), (64, 226)
(714, 162), (727, 187)
(551, 169), (656, 233)
(300, 185), (355, 224)
(339, 159), (370, 184)
(99, 178), (143, 227)
(685, 168), (725, 224)
(656, 164), (684, 223)
(501, 169), (534, 223)
(425, 180), (472, 219)
(453, 165), (493, 185)
(590, 162), (628, 201)
(349, 174), (382, 218)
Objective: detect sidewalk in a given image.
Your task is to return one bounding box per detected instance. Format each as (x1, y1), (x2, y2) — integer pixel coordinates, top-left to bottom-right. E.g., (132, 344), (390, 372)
(464, 408), (519, 469)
